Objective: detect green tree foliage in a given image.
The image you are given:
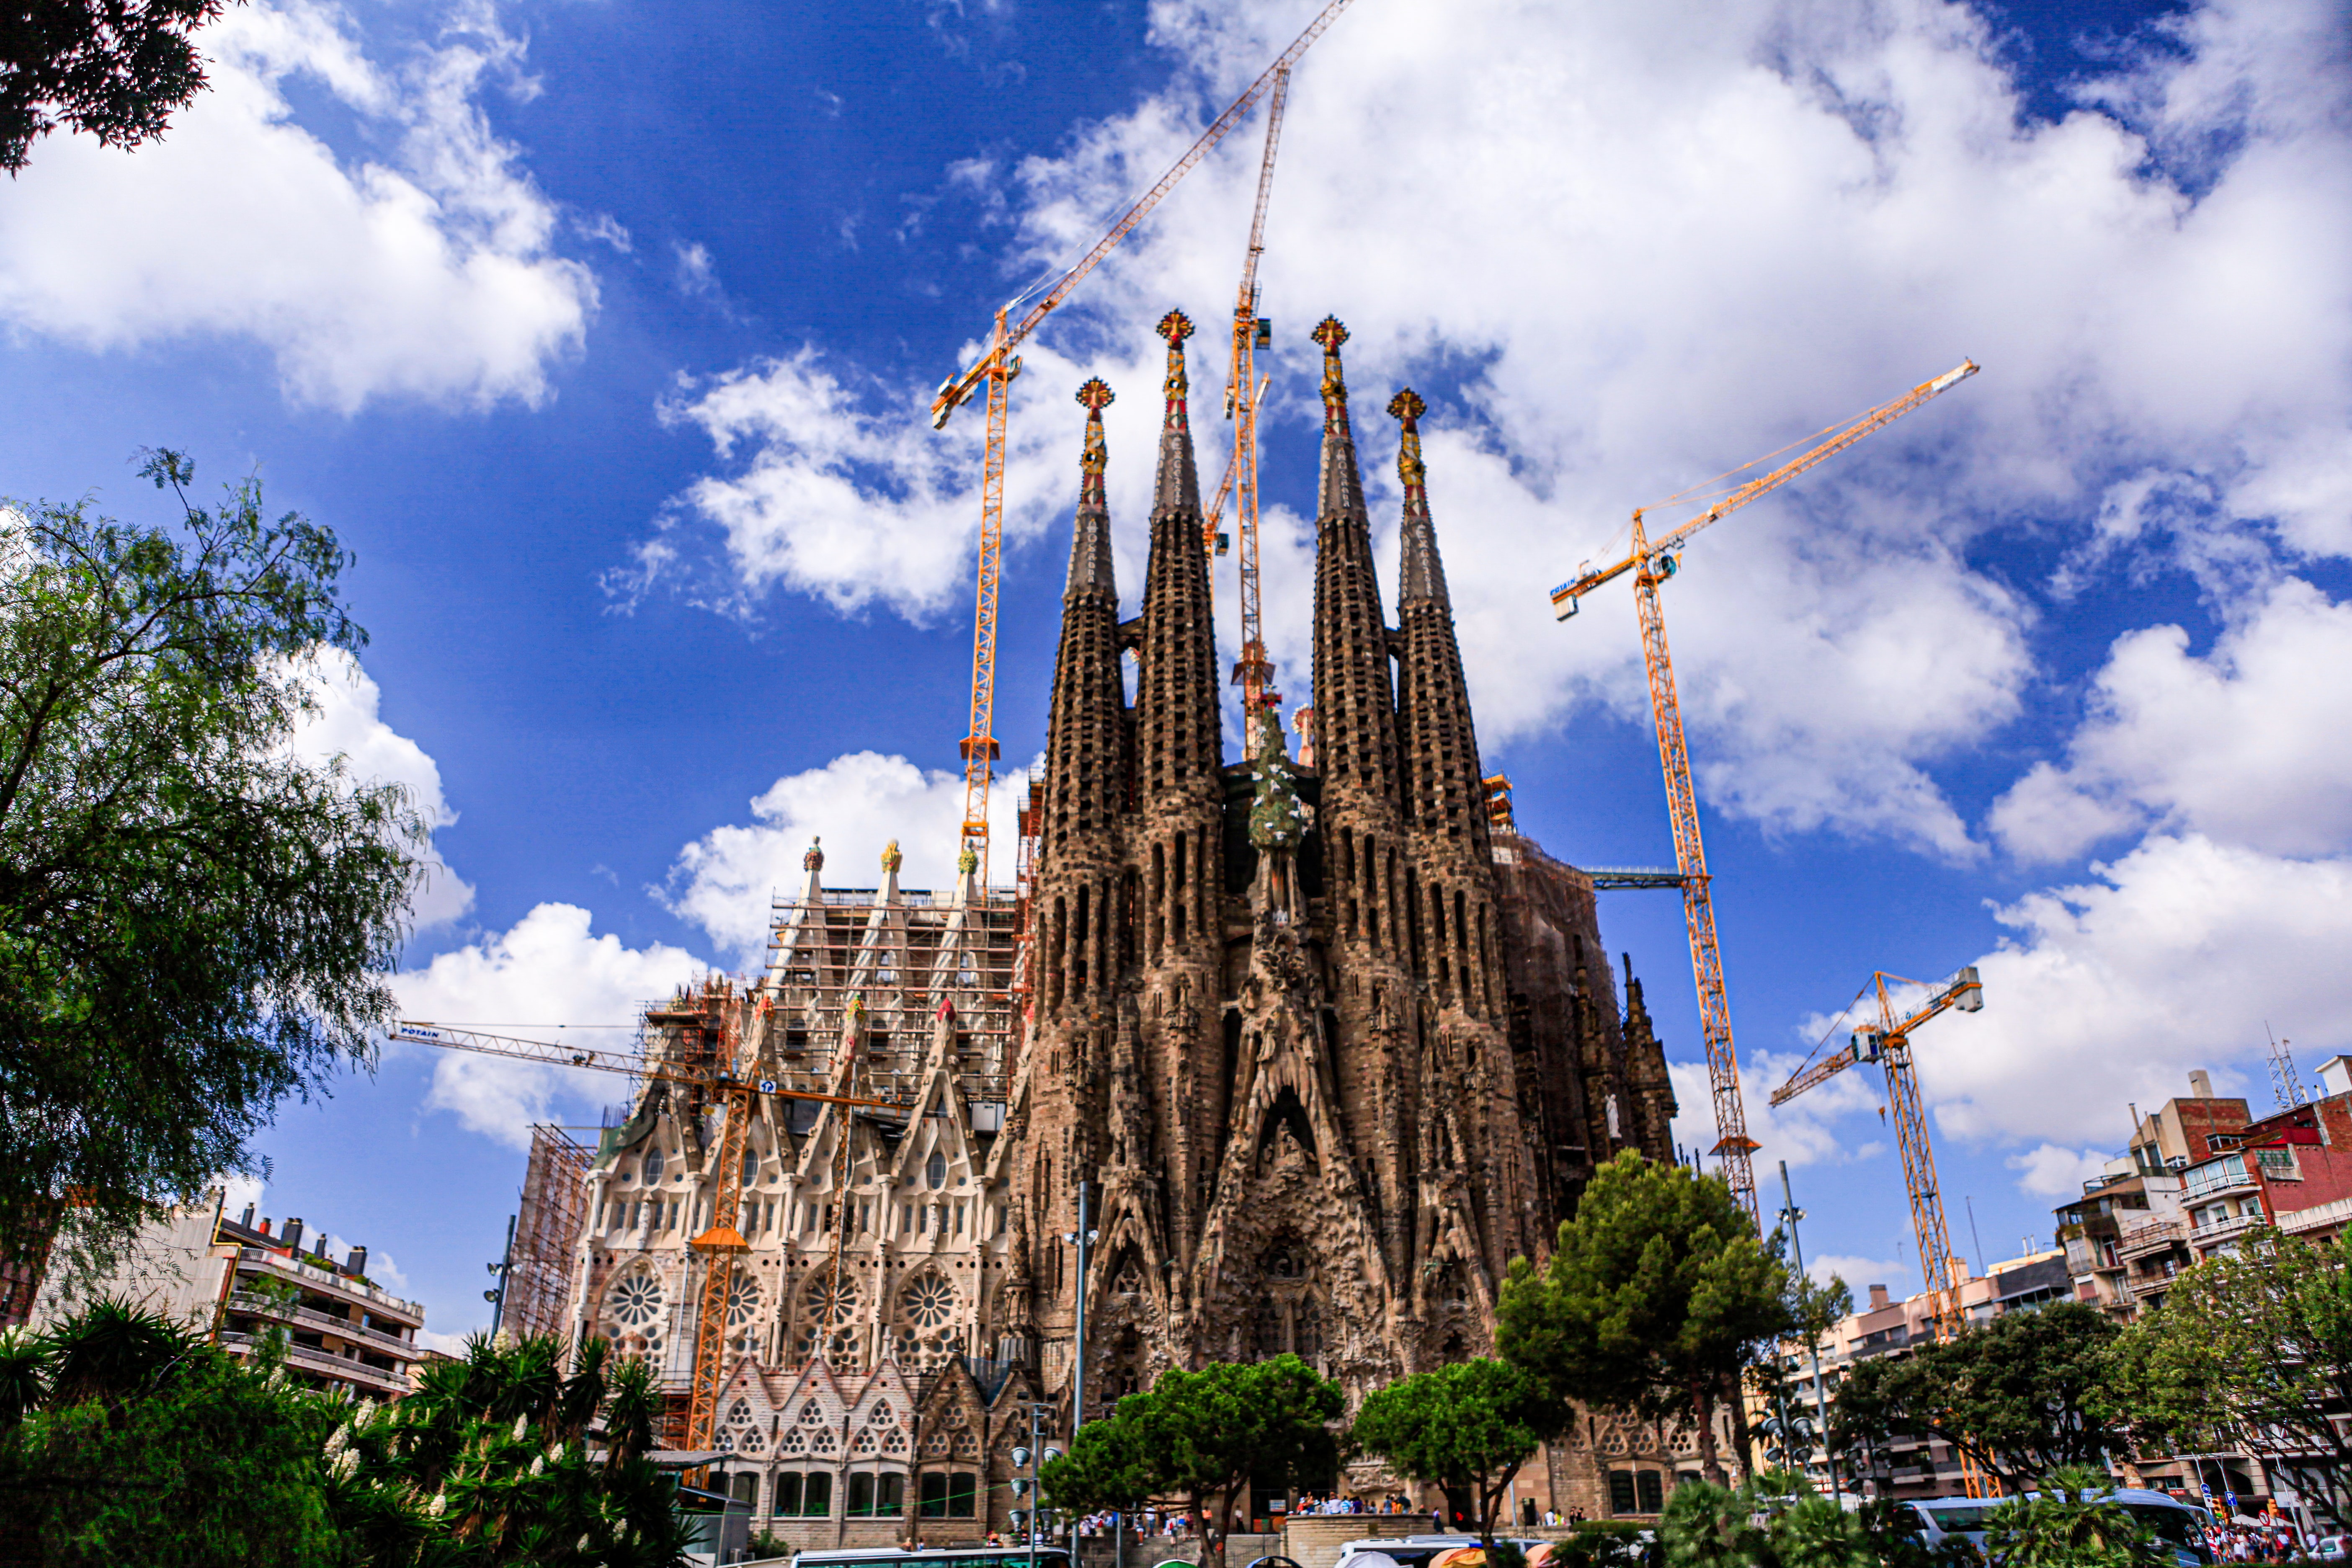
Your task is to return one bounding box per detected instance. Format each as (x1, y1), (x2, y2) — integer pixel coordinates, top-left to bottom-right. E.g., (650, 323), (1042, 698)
(1830, 1301), (2120, 1493)
(0, 451), (423, 1263)
(0, 1300), (690, 1565)
(1497, 1150), (1790, 1483)
(1041, 1403), (1157, 1515)
(1659, 1470), (1977, 1568)
(2103, 1230), (2352, 1531)
(1351, 1358), (1552, 1548)
(0, 1), (232, 173)
(1978, 1465), (2166, 1568)
(1043, 1356), (1342, 1568)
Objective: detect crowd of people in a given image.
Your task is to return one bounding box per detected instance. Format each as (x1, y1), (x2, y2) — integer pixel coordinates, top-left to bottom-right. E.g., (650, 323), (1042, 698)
(2199, 1518), (2313, 1563)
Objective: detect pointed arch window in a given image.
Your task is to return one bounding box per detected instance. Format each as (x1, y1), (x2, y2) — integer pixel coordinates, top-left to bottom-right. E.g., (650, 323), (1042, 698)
(926, 1150), (947, 1189)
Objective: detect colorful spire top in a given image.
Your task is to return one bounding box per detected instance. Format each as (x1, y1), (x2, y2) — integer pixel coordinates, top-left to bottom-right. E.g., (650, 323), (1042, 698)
(1312, 316), (1351, 433)
(1067, 378), (1117, 598)
(1152, 311), (1203, 516)
(1076, 377), (1114, 511)
(1392, 387), (1448, 607)
(1389, 388), (1428, 511)
(1157, 309), (1194, 433)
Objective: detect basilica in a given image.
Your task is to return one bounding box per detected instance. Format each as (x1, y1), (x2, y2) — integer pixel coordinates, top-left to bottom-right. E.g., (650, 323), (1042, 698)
(558, 311), (1692, 1545)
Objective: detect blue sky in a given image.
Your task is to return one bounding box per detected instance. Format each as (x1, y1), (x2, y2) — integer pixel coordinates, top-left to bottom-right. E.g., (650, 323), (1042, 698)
(3, 0), (2348, 1344)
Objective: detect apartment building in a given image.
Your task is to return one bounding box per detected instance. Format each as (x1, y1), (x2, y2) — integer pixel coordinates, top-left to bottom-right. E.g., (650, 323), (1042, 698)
(1761, 1253), (2064, 1501)
(29, 1189), (426, 1402)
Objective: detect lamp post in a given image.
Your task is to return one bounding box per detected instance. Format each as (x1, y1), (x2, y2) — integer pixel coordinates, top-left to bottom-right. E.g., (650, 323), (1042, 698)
(1065, 1182), (1099, 1437)
(1010, 1401), (1063, 1568)
(1779, 1162), (1838, 1503)
(485, 1212), (516, 1336)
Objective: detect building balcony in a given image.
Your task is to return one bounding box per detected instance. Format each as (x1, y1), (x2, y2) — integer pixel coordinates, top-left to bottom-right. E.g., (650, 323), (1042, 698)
(2278, 1196), (2352, 1237)
(2190, 1212), (2270, 1250)
(224, 1290), (420, 1363)
(217, 1331), (411, 1395)
(2116, 1217), (2187, 1260)
(232, 1247), (423, 1326)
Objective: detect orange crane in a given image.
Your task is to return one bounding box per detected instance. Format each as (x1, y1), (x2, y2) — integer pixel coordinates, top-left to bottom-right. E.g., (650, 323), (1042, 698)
(1768, 966), (1988, 1494)
(390, 1008), (902, 1462)
(1210, 66), (1289, 748)
(1547, 359), (1980, 1222)
(926, 0), (1359, 876)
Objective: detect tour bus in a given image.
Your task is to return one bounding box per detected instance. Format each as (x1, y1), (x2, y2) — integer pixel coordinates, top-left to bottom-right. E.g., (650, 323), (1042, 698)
(1904, 1488), (2215, 1565)
(786, 1547), (1078, 1568)
(1333, 1535), (1568, 1568)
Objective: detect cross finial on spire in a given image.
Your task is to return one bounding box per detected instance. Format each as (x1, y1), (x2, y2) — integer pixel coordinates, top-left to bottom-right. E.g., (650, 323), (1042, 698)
(1390, 387), (1429, 503)
(1156, 309), (1195, 442)
(1076, 377), (1114, 414)
(1387, 388), (1426, 423)
(1157, 309), (1195, 346)
(1313, 317), (1351, 433)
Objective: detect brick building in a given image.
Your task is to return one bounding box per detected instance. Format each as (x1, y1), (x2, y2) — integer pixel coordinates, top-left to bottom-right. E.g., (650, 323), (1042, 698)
(564, 312), (1684, 1543)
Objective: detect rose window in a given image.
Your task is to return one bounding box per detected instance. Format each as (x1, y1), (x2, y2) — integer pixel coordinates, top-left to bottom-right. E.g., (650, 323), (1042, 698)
(727, 1276), (761, 1326)
(606, 1271), (664, 1331)
(900, 1274), (954, 1329)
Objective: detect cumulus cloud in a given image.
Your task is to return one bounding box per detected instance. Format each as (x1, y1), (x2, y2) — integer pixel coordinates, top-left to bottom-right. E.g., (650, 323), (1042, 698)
(1990, 580), (2352, 863)
(288, 649), (474, 930)
(1808, 1254), (1913, 1296)
(1669, 1044), (1888, 1182)
(2007, 1144), (2115, 1197)
(0, 0), (594, 411)
(661, 750), (1029, 963)
(1925, 833), (2352, 1148)
(646, 0), (2350, 857)
(393, 903), (705, 1148)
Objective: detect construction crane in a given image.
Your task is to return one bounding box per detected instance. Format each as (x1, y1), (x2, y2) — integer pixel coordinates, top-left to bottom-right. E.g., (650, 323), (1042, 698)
(390, 1010), (901, 1462)
(1768, 966), (1987, 1494)
(1217, 67), (1289, 749)
(926, 0), (1359, 877)
(1547, 359), (1981, 1222)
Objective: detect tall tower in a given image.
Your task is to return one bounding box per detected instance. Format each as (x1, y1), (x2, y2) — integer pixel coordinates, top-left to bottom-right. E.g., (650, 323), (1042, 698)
(1390, 389), (1533, 1293)
(1305, 318), (1418, 1281)
(1125, 309), (1228, 1283)
(1020, 377), (1132, 1385)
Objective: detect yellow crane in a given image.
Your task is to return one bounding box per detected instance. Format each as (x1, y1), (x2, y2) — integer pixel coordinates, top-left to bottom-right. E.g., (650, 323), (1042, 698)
(1768, 965), (1988, 1495)
(1207, 65), (1289, 748)
(927, 0), (1359, 877)
(1547, 359), (1980, 1221)
(391, 1004), (901, 1462)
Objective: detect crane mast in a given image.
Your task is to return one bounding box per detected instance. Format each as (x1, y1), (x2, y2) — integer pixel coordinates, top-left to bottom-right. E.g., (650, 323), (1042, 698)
(1770, 967), (1988, 1496)
(1549, 359), (1980, 1224)
(1225, 67), (1289, 748)
(928, 0), (1359, 875)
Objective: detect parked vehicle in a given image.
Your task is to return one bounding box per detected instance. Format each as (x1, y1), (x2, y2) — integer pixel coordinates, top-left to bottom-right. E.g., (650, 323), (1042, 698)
(1902, 1488), (2214, 1567)
(1335, 1535), (1551, 1568)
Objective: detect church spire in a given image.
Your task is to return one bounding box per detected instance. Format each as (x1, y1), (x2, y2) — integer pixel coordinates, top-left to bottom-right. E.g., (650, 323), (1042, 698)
(1391, 389), (1449, 609)
(1312, 315), (1367, 521)
(1068, 378), (1117, 600)
(1152, 309), (1201, 518)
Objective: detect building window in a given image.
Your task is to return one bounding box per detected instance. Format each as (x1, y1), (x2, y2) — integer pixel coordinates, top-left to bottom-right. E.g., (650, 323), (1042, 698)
(927, 1151), (948, 1189)
(1638, 1472), (1665, 1513)
(1608, 1472), (1637, 1515)
(921, 1471), (979, 1517)
(847, 1472), (905, 1516)
(773, 1471), (831, 1517)
(642, 1148), (665, 1184)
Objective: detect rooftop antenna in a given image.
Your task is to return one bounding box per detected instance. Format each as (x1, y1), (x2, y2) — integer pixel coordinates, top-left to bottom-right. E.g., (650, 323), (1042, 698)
(2267, 1022), (2306, 1111)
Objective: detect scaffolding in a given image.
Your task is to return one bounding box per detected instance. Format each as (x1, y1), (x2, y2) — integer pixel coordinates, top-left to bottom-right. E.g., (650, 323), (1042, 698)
(507, 1125), (593, 1343)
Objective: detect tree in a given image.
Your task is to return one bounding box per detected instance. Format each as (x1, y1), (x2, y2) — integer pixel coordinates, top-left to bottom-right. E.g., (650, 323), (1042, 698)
(1497, 1149), (1790, 1483)
(1040, 1403), (1156, 1516)
(1978, 1465), (2167, 1568)
(0, 451), (423, 1266)
(1, 1), (233, 173)
(1831, 1300), (2121, 1494)
(1352, 1359), (1552, 1549)
(2103, 1230), (2352, 1531)
(1043, 1357), (1342, 1568)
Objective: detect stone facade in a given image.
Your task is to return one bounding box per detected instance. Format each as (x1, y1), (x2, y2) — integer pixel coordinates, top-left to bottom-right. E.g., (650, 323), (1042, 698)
(564, 311), (1688, 1539)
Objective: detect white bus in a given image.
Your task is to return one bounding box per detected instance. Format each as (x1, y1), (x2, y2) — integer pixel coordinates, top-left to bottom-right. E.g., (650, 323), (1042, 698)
(785, 1547), (1077, 1568)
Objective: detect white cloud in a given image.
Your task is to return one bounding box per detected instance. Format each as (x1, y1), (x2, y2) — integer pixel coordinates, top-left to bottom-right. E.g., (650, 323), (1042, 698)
(393, 903), (705, 1148)
(1669, 1044), (1890, 1183)
(2006, 1144), (2114, 1197)
(647, 0), (2351, 856)
(661, 750), (1028, 963)
(1924, 833), (2352, 1148)
(0, 0), (594, 411)
(1990, 580), (2352, 863)
(673, 241), (718, 297)
(288, 649), (474, 930)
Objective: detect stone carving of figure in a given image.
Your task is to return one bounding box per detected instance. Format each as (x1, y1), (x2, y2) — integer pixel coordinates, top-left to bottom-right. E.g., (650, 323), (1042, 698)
(804, 836), (824, 873)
